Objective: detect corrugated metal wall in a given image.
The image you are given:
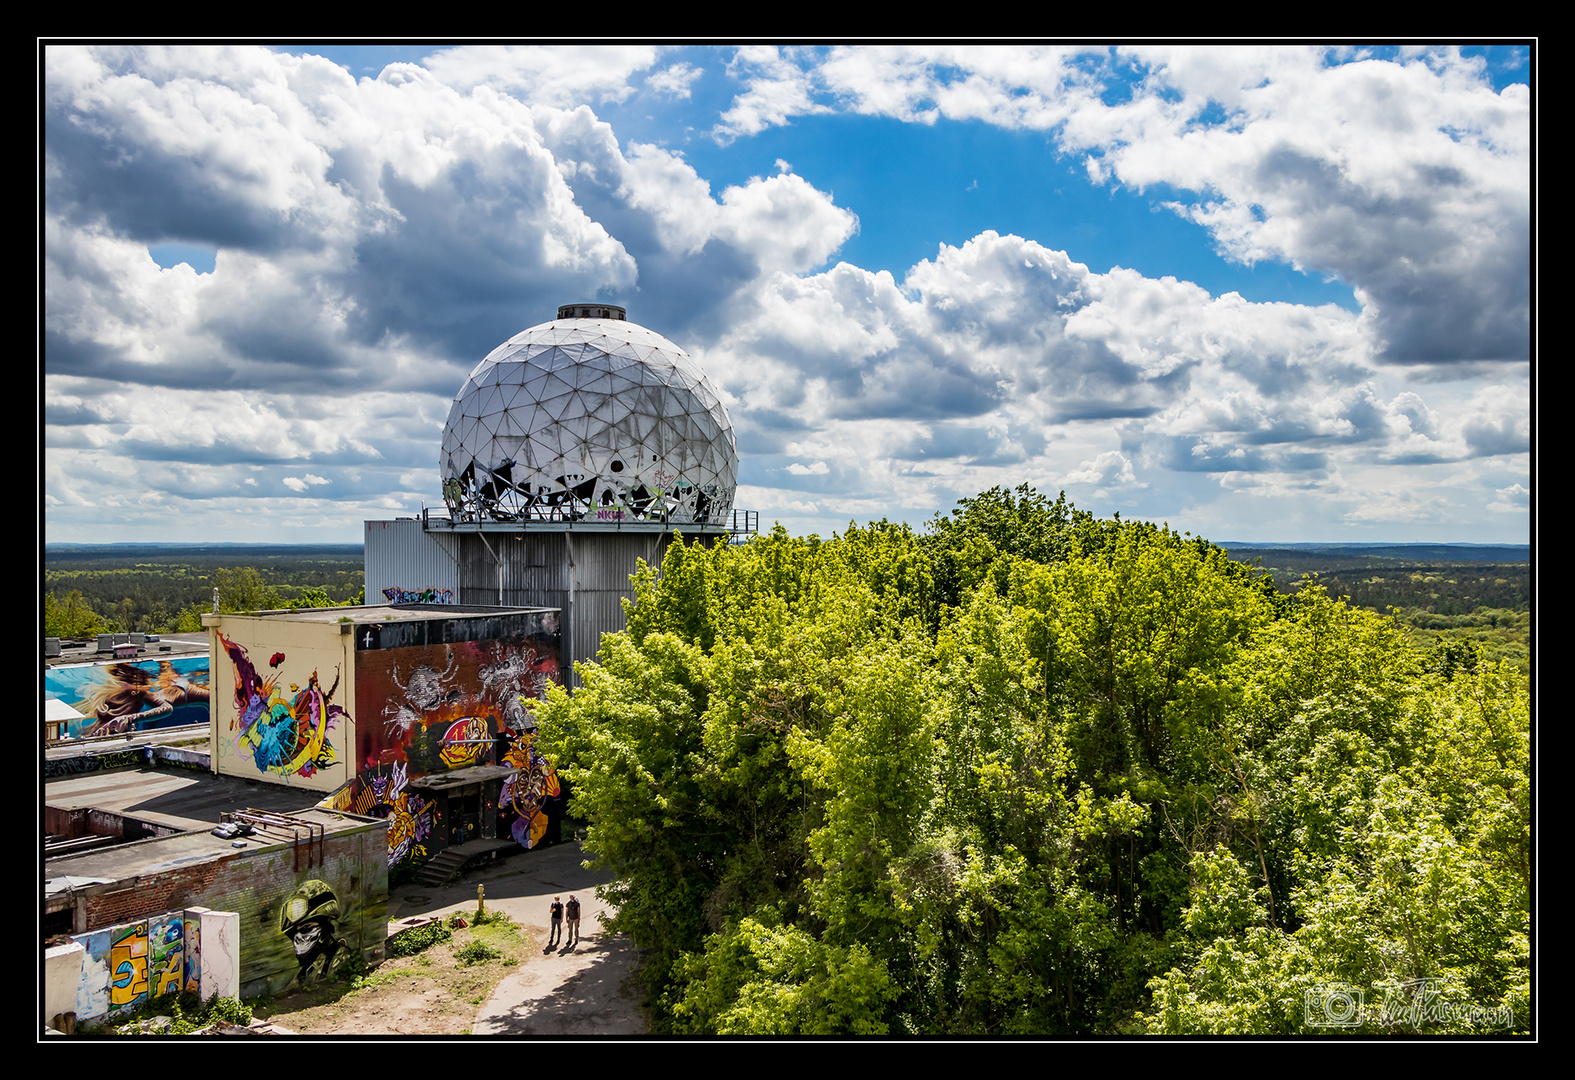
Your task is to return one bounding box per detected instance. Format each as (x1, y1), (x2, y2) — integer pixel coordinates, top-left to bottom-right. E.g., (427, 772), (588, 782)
(363, 519), (461, 604)
(451, 530), (672, 686)
(367, 520), (725, 688)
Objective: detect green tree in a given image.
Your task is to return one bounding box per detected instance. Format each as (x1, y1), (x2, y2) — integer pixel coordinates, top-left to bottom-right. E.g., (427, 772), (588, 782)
(44, 589), (104, 638)
(212, 567), (281, 611)
(538, 489), (1530, 1035)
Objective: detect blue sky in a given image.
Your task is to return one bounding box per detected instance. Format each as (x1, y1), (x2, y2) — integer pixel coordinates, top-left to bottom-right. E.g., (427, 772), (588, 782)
(44, 44), (1532, 544)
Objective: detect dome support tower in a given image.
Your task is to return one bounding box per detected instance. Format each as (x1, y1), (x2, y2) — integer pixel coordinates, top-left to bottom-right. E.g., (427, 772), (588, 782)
(365, 306), (756, 687)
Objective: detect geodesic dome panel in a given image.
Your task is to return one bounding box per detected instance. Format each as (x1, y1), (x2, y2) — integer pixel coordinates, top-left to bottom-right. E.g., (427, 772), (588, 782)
(440, 316), (738, 525)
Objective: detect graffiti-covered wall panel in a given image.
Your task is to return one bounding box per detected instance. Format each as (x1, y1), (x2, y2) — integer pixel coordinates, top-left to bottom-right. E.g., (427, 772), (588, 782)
(70, 821), (388, 1003)
(45, 657), (209, 739)
(209, 621), (352, 791)
(350, 610), (563, 868)
(64, 906), (242, 1027)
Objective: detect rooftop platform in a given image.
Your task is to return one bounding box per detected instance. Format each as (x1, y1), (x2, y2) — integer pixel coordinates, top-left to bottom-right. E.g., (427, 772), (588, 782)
(45, 766), (335, 836)
(45, 631), (209, 671)
(45, 767), (376, 882)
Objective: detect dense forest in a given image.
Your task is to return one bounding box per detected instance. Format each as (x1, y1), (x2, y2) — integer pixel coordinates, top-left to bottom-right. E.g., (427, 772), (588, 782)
(1222, 546), (1531, 674)
(42, 545), (365, 636)
(537, 487), (1531, 1035)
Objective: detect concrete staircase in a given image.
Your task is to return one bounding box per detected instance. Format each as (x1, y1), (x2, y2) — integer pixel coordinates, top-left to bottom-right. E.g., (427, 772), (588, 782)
(416, 848), (469, 887)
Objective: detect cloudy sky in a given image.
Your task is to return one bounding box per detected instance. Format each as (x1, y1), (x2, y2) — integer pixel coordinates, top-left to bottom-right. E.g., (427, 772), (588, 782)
(43, 44), (1533, 544)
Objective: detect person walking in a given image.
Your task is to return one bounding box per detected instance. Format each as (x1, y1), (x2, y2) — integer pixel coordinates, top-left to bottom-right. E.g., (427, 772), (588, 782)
(566, 894), (581, 947)
(547, 895), (564, 950)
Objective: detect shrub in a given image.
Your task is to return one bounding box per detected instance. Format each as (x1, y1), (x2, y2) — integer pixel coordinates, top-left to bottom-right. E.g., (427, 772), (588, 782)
(387, 921), (453, 957)
(454, 939), (502, 966)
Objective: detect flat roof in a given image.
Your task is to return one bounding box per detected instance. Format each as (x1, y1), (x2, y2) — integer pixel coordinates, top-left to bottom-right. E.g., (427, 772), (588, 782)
(46, 767), (338, 833)
(203, 602), (557, 625)
(46, 632), (209, 670)
(45, 768), (380, 882)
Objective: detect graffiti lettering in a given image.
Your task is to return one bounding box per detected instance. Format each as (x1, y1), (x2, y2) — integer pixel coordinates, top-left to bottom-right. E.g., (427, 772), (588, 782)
(149, 916), (183, 997)
(382, 586), (455, 605)
(109, 923), (149, 1008)
(44, 749), (144, 778)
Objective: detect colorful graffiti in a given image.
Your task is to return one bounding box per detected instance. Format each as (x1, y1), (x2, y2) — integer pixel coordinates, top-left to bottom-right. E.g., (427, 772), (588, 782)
(183, 913), (201, 994)
(109, 922), (149, 1009)
(500, 727), (560, 850)
(220, 634), (343, 779)
(382, 586), (454, 604)
(44, 657), (210, 738)
(351, 629), (562, 867)
(149, 915), (184, 997)
(439, 716), (491, 768)
(358, 760), (435, 866)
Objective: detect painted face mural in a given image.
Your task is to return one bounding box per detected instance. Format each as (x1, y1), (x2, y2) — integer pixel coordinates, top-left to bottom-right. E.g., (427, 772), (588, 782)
(500, 726), (560, 850)
(46, 658), (210, 738)
(220, 634), (342, 778)
(279, 880), (348, 986)
(352, 629), (562, 866)
(440, 716), (491, 768)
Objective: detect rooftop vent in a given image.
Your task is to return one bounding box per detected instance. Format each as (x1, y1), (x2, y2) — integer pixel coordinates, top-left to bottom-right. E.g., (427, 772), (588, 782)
(556, 303), (626, 321)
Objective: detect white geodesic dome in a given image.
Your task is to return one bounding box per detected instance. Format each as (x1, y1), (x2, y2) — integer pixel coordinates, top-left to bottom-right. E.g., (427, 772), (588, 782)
(440, 308), (738, 525)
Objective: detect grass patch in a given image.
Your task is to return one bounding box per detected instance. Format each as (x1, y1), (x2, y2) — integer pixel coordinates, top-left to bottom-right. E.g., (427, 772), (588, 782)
(250, 911), (532, 1035)
(455, 939), (503, 965)
(387, 921), (453, 957)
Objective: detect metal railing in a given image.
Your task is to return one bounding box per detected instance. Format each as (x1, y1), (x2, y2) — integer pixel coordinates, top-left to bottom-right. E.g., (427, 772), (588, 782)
(422, 502), (759, 537)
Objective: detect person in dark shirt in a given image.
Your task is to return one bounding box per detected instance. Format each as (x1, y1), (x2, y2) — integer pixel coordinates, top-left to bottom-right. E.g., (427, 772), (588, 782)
(548, 895), (564, 949)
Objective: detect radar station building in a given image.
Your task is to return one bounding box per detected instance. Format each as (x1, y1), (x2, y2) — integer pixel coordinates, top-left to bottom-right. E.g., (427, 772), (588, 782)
(365, 304), (755, 683)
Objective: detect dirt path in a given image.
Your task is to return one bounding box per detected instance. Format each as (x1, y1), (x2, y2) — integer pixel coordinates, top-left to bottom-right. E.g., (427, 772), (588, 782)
(255, 841), (647, 1036)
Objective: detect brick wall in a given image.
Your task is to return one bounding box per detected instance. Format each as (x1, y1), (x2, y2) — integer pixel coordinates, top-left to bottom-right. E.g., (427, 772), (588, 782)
(74, 821), (387, 997)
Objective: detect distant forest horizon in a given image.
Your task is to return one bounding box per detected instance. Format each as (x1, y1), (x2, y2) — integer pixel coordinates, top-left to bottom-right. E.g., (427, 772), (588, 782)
(43, 530), (1530, 675)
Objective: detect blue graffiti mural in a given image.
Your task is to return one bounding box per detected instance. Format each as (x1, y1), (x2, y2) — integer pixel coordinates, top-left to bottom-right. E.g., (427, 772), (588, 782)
(45, 657), (210, 738)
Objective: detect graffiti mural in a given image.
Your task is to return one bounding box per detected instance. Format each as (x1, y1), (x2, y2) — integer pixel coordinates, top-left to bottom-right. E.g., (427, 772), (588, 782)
(384, 651), (461, 736)
(480, 639), (553, 730)
(220, 634), (343, 779)
(440, 716), (491, 768)
(279, 880), (349, 987)
(382, 586), (454, 604)
(355, 760), (434, 865)
(148, 915), (184, 997)
(44, 657), (209, 738)
(183, 913), (202, 994)
(499, 728), (560, 850)
(351, 626), (562, 867)
(109, 922), (149, 1010)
